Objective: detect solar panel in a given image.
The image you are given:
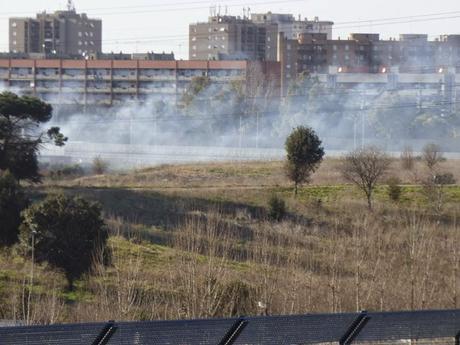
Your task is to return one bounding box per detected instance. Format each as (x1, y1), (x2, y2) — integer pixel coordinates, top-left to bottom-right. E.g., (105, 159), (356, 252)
(0, 310), (458, 345)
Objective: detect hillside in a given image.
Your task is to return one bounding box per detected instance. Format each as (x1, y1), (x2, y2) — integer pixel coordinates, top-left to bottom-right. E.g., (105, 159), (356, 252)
(0, 158), (459, 324)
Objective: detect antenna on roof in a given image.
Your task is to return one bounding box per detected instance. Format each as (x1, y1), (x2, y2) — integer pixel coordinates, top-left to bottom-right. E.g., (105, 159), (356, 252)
(225, 5), (228, 15)
(67, 0), (75, 11)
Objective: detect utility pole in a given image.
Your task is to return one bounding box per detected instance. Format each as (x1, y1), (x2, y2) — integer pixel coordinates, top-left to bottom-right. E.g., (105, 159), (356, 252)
(255, 111), (259, 149)
(239, 114), (242, 149)
(27, 228), (37, 325)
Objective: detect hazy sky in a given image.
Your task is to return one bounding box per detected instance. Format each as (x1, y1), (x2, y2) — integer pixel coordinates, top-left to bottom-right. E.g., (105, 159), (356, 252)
(1, 0), (459, 59)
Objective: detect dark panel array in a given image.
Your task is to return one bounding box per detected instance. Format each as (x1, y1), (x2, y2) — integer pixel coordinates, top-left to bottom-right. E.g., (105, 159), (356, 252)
(0, 309), (459, 345)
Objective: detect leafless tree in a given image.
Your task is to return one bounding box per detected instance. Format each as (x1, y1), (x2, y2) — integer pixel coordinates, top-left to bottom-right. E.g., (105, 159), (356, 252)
(341, 146), (391, 210)
(422, 143), (443, 171)
(400, 145), (415, 170)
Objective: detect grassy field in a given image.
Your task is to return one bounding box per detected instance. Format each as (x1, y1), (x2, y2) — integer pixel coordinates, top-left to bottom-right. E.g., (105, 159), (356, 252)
(0, 158), (459, 324)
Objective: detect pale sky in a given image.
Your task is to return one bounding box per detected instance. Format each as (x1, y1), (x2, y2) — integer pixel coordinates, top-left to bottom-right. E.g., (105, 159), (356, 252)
(1, 0), (459, 59)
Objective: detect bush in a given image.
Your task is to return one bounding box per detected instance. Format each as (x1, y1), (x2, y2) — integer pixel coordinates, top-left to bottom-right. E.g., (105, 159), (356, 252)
(285, 126), (324, 196)
(268, 194), (286, 222)
(387, 177), (402, 202)
(92, 156), (109, 175)
(49, 164), (84, 180)
(20, 194), (108, 289)
(434, 173), (456, 185)
(0, 171), (28, 247)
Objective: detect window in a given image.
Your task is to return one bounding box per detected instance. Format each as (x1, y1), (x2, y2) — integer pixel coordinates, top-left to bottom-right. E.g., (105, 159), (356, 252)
(192, 36), (196, 41)
(287, 44), (291, 50)
(90, 32), (93, 37)
(192, 53), (197, 57)
(219, 27), (225, 31)
(221, 45), (225, 49)
(78, 41), (82, 45)
(267, 37), (271, 42)
(90, 41), (94, 45)
(12, 22), (17, 27)
(222, 36), (225, 40)
(78, 31), (82, 37)
(208, 45), (212, 49)
(345, 45), (349, 51)
(333, 45), (337, 51)
(345, 54), (349, 60)
(192, 45), (196, 50)
(12, 40), (17, 45)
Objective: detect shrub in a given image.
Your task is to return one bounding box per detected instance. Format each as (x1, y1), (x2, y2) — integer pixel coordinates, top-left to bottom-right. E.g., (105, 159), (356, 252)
(285, 126), (324, 196)
(49, 164), (84, 180)
(387, 177), (402, 202)
(434, 173), (456, 185)
(268, 194), (286, 222)
(21, 194), (108, 289)
(92, 156), (109, 175)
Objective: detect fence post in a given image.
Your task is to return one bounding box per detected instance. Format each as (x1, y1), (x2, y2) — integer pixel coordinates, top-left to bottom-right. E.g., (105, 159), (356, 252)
(91, 320), (118, 345)
(339, 311), (369, 345)
(217, 317), (248, 345)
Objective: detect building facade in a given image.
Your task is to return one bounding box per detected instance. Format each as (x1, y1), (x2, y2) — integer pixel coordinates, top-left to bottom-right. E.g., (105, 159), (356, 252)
(277, 32), (460, 93)
(0, 58), (280, 108)
(9, 9), (102, 56)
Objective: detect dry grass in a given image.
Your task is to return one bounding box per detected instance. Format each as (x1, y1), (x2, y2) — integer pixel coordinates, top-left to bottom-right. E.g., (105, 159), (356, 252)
(1, 158), (459, 324)
(43, 158), (460, 189)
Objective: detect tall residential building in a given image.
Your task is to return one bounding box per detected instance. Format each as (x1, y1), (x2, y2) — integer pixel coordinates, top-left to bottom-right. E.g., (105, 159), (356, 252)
(189, 15), (269, 61)
(189, 12), (334, 61)
(9, 7), (102, 56)
(251, 12), (333, 61)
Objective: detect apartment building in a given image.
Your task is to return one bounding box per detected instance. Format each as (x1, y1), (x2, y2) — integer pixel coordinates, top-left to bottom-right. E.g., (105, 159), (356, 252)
(189, 15), (269, 61)
(0, 58), (280, 109)
(9, 8), (102, 56)
(189, 13), (333, 61)
(277, 32), (460, 93)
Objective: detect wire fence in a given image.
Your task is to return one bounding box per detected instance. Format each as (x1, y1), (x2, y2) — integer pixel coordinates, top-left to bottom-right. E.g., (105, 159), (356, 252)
(0, 309), (459, 345)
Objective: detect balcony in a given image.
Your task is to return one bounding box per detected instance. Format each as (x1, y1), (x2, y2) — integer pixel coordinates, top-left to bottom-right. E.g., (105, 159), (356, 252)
(9, 74), (33, 80)
(138, 74), (176, 81)
(62, 74), (85, 80)
(35, 74), (60, 80)
(112, 87), (137, 94)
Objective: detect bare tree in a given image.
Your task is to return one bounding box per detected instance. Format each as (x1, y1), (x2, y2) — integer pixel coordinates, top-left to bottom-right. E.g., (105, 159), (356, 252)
(422, 143), (443, 171)
(341, 147), (391, 210)
(400, 145), (415, 171)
